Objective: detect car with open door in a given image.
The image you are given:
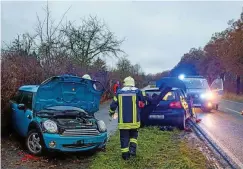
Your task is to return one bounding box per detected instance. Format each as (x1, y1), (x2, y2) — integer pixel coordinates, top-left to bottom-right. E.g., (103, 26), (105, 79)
(178, 76), (223, 112)
(10, 75), (107, 155)
(141, 78), (190, 130)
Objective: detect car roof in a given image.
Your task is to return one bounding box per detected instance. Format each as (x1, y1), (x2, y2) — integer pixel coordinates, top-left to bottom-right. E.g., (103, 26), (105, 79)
(19, 85), (39, 93)
(184, 76), (206, 80)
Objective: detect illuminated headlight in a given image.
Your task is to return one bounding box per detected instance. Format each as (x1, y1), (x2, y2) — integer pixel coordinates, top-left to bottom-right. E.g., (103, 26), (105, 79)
(43, 120), (58, 133)
(200, 92), (213, 99)
(97, 120), (107, 132)
(200, 93), (206, 99)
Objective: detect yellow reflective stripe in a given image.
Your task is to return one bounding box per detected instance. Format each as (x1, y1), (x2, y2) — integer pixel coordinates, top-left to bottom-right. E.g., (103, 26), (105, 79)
(121, 147), (129, 153)
(132, 96), (137, 124)
(109, 109), (115, 113)
(142, 91), (146, 96)
(130, 138), (137, 144)
(119, 95), (123, 123)
(118, 122), (140, 129)
(113, 96), (118, 102)
(132, 96), (135, 123)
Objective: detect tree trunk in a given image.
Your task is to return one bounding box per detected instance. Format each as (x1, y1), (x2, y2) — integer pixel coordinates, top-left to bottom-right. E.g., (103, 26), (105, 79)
(236, 75), (241, 95)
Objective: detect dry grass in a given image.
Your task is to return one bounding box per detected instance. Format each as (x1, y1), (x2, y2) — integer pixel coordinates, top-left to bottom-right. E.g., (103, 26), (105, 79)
(223, 92), (243, 103)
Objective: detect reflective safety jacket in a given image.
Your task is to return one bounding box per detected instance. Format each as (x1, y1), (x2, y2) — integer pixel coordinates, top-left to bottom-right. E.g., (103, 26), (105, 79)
(109, 87), (145, 129)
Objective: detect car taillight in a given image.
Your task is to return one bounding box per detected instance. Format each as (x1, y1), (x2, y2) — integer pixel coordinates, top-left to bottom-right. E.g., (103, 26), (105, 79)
(169, 101), (182, 109)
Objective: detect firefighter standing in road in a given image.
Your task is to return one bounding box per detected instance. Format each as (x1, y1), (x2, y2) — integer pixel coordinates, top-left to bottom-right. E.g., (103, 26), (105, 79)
(109, 76), (145, 160)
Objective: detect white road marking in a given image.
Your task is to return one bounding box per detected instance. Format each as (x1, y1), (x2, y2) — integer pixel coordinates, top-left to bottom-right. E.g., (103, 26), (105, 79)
(223, 99), (243, 105)
(200, 124), (243, 169)
(226, 108), (242, 115)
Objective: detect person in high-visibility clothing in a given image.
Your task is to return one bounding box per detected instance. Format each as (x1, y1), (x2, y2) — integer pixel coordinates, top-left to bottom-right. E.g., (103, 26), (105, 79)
(109, 76), (145, 160)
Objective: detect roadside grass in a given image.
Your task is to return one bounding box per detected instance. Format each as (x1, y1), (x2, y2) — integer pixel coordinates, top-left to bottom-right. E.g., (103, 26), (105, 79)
(90, 127), (208, 169)
(223, 92), (243, 103)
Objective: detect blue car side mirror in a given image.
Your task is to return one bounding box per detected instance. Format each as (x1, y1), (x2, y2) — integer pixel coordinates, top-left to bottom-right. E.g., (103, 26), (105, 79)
(18, 104), (26, 111)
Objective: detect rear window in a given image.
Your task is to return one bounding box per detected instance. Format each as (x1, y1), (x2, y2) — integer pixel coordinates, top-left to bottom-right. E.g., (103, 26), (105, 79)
(145, 90), (160, 98)
(162, 91), (176, 101)
(145, 90), (176, 101)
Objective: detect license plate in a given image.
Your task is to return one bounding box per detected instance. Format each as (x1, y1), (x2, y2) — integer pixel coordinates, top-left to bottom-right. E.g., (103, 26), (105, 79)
(193, 104), (201, 106)
(149, 115), (164, 119)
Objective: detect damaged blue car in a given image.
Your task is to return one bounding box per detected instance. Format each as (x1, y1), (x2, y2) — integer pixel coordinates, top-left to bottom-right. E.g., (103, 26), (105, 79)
(10, 75), (107, 155)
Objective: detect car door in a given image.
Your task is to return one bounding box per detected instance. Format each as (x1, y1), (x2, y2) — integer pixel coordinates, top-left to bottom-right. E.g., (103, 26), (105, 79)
(178, 90), (190, 118)
(210, 78), (224, 104)
(10, 90), (24, 132)
(15, 91), (34, 137)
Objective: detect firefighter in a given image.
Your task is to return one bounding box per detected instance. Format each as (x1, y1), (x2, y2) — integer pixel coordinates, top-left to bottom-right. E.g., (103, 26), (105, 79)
(109, 76), (145, 160)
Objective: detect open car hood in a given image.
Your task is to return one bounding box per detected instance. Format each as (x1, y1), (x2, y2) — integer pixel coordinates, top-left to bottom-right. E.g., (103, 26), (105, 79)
(34, 75), (104, 115)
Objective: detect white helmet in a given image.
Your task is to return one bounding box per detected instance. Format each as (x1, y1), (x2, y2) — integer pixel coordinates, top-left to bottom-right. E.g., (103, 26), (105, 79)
(123, 76), (135, 87)
(82, 74), (91, 80)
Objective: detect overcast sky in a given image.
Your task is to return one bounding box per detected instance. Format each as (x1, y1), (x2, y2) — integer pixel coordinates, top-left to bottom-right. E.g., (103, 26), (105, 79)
(1, 1), (243, 74)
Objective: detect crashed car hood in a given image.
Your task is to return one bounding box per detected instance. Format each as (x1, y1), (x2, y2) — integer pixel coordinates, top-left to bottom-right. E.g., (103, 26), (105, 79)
(34, 75), (104, 115)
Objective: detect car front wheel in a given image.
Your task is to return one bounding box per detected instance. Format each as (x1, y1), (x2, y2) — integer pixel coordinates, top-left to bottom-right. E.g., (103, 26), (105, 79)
(26, 129), (45, 156)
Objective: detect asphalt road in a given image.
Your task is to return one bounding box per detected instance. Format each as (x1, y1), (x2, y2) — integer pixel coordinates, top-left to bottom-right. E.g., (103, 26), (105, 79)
(95, 101), (118, 137)
(196, 100), (243, 168)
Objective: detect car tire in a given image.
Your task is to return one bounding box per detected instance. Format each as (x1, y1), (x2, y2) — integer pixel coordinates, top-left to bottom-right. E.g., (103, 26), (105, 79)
(26, 129), (45, 156)
(178, 115), (185, 130)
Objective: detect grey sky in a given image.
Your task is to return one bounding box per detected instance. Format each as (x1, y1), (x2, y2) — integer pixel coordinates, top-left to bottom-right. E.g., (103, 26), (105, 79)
(1, 1), (243, 74)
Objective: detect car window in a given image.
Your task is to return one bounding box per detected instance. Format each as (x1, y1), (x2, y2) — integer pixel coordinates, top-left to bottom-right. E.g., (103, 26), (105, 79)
(20, 91), (33, 110)
(145, 90), (160, 98)
(183, 78), (209, 89)
(162, 91), (176, 101)
(11, 91), (23, 104)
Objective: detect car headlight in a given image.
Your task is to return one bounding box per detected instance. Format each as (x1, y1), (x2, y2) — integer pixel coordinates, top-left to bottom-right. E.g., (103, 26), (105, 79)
(43, 120), (58, 133)
(200, 92), (213, 99)
(200, 93), (206, 99)
(97, 120), (107, 132)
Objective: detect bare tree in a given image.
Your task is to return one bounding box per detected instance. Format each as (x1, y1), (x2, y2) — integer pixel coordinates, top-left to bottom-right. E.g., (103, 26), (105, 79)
(35, 2), (71, 67)
(2, 33), (36, 56)
(61, 16), (124, 68)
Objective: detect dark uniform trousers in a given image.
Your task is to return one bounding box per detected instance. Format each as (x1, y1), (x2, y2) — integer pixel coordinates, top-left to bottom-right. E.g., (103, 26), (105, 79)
(120, 129), (138, 158)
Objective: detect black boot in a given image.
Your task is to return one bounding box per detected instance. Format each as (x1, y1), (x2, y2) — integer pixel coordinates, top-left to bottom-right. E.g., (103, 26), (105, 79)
(122, 152), (130, 160)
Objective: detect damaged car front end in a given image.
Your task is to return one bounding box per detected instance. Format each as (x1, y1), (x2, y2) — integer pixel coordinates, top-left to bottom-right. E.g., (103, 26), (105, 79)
(10, 75), (107, 155)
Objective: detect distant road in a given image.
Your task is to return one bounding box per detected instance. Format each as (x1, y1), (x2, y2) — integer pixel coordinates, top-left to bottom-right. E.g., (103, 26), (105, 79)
(196, 100), (243, 168)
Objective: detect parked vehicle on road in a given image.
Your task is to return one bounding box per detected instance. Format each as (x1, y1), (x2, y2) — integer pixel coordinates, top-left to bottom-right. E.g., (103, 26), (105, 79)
(10, 75), (107, 155)
(141, 86), (190, 130)
(179, 76), (224, 112)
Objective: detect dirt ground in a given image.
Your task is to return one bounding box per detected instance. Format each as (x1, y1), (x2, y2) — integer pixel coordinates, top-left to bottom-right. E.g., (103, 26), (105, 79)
(1, 102), (114, 169)
(1, 132), (93, 169)
(182, 131), (228, 169)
